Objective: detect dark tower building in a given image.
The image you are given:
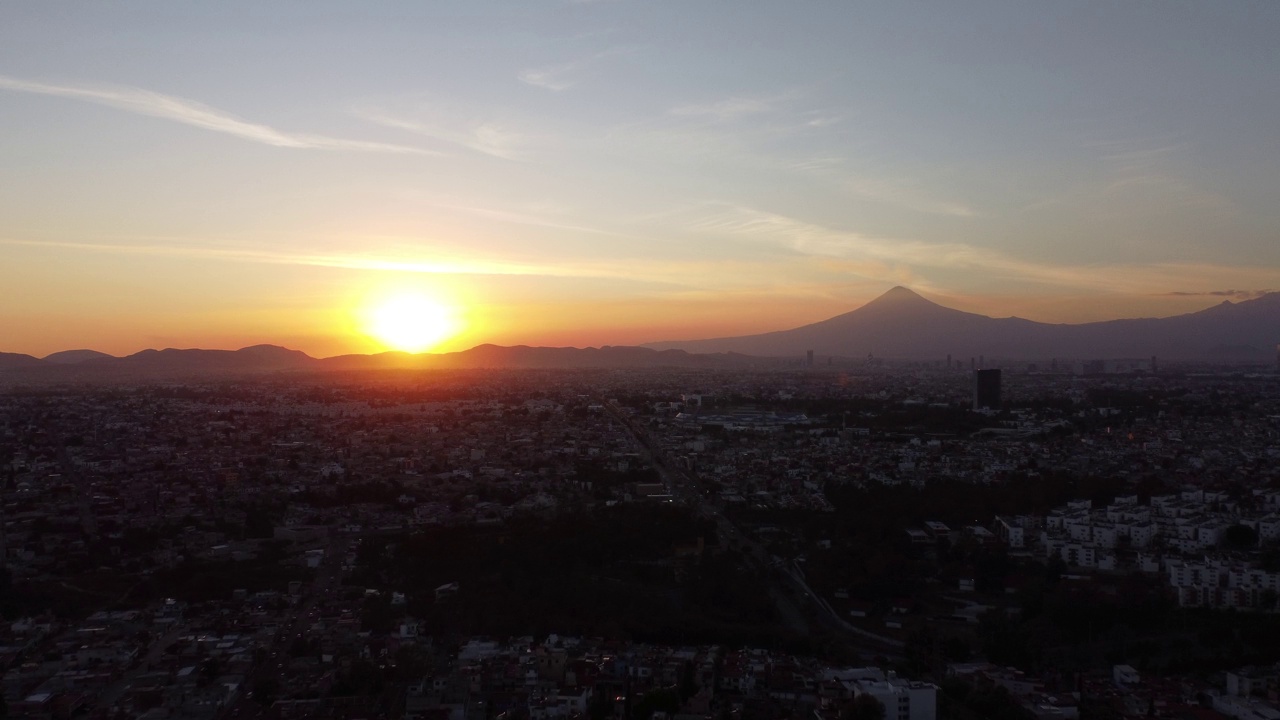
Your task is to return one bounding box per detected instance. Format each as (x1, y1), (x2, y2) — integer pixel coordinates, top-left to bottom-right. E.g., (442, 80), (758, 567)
(973, 369), (1001, 410)
(806, 349), (814, 367)
(946, 353), (952, 369)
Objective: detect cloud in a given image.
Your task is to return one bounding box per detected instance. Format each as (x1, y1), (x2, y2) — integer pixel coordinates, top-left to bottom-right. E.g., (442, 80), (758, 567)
(844, 177), (978, 218)
(668, 97), (775, 122)
(0, 234), (845, 299)
(1164, 289), (1274, 299)
(803, 113), (843, 128)
(788, 157), (843, 173)
(425, 200), (630, 238)
(682, 203), (1280, 296)
(1085, 137), (1239, 214)
(517, 48), (631, 91)
(618, 98), (976, 219)
(518, 64), (579, 92)
(0, 74), (437, 155)
(356, 110), (526, 160)
(0, 237), (587, 278)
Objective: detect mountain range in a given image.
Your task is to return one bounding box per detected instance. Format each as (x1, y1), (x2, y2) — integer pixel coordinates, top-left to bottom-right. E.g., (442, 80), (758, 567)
(0, 343), (746, 381)
(2, 287), (1277, 381)
(645, 286), (1280, 361)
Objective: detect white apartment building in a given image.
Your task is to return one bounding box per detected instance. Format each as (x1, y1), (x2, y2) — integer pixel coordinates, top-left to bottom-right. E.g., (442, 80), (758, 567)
(995, 516), (1025, 548)
(829, 669), (938, 720)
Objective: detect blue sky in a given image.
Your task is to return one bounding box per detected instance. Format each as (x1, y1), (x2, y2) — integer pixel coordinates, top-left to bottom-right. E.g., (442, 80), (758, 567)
(2, 1), (1278, 356)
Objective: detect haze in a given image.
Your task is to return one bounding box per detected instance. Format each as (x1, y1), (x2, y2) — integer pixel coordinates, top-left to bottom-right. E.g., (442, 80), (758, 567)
(2, 2), (1279, 358)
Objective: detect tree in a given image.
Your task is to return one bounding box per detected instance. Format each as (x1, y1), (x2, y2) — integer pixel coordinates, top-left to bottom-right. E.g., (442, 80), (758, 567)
(841, 695), (885, 720)
(634, 689), (681, 720)
(588, 688), (615, 720)
(679, 661), (698, 701)
(1224, 524), (1259, 550)
(252, 677), (280, 707)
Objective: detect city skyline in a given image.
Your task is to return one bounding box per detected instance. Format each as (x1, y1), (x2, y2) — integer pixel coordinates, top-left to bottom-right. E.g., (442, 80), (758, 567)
(3, 2), (1279, 357)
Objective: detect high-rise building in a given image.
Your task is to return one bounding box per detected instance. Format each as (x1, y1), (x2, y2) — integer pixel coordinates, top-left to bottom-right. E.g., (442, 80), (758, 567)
(973, 369), (1001, 410)
(806, 349), (814, 367)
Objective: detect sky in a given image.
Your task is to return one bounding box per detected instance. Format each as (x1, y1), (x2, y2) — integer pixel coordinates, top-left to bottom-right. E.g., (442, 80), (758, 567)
(2, 1), (1279, 358)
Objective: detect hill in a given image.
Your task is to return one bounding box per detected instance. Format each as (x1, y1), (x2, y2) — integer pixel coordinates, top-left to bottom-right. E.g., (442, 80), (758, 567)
(43, 349), (116, 364)
(0, 342), (751, 383)
(644, 286), (1280, 360)
(0, 352), (44, 371)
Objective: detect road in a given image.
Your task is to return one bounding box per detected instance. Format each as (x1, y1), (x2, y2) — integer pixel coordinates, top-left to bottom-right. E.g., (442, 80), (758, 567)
(92, 620), (192, 712)
(221, 531), (347, 718)
(601, 400), (902, 657)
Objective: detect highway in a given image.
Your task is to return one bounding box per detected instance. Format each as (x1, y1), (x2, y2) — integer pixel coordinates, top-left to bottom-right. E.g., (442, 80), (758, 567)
(601, 400), (903, 658)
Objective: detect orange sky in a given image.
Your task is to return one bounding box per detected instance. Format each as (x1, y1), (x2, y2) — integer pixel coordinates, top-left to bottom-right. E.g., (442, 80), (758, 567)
(3, 4), (1279, 358)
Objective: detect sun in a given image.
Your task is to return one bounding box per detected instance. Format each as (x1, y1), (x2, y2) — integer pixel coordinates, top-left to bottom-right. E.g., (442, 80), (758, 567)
(363, 292), (459, 353)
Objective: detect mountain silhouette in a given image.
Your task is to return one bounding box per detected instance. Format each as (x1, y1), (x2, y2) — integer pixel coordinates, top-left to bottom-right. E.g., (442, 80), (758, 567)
(319, 345), (744, 370)
(4, 288), (1278, 383)
(43, 349), (116, 364)
(644, 286), (1280, 360)
(0, 352), (44, 371)
(101, 344), (319, 374)
(0, 343), (749, 382)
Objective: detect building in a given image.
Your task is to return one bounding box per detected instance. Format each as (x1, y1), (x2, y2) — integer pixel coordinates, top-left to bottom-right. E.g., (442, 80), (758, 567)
(973, 369), (1001, 410)
(829, 669), (938, 720)
(995, 516), (1025, 548)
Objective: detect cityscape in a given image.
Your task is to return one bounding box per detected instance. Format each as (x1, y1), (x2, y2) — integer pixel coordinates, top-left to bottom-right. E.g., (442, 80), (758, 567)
(4, 2), (1280, 719)
(1, 354), (1280, 718)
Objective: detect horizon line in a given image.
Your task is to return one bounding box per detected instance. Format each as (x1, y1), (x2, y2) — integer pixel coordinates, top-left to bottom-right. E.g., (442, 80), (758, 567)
(8, 286), (1277, 360)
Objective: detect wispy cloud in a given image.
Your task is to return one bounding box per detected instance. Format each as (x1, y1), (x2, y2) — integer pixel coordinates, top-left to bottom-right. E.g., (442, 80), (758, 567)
(665, 93), (844, 132)
(0, 235), (837, 298)
(682, 204), (1280, 295)
(844, 177), (977, 218)
(0, 74), (437, 155)
(788, 157), (844, 173)
(518, 64), (580, 92)
(357, 109), (526, 160)
(1085, 136), (1238, 213)
(425, 200), (630, 238)
(1164, 289), (1274, 299)
(0, 237), (585, 278)
(619, 97), (975, 218)
(802, 112), (843, 128)
(668, 97), (775, 122)
(518, 47), (633, 91)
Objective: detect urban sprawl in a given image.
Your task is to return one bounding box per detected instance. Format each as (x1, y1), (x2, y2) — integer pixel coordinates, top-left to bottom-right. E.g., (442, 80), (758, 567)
(1, 361), (1279, 720)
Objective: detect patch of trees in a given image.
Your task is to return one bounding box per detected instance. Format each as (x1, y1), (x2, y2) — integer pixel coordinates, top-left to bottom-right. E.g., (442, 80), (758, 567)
(379, 505), (805, 649)
(972, 560), (1280, 674)
(143, 556), (311, 604)
(300, 479), (406, 508)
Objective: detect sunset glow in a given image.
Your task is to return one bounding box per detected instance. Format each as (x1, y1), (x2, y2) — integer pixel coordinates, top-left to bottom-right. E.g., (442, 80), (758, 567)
(1, 3), (1279, 358)
(362, 292), (460, 353)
